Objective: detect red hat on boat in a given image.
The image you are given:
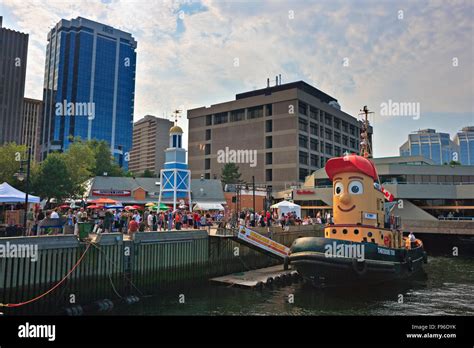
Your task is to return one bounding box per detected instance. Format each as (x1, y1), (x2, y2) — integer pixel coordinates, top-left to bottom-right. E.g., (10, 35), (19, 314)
(325, 154), (378, 181)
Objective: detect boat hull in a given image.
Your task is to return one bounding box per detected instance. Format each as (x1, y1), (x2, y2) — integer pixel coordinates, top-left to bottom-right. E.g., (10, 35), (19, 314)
(289, 237), (426, 287)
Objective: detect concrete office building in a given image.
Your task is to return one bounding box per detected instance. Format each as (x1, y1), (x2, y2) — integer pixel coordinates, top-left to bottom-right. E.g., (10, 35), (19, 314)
(129, 115), (173, 176)
(399, 128), (459, 165)
(0, 17), (29, 145)
(454, 126), (474, 165)
(187, 80), (370, 191)
(21, 98), (43, 162)
(40, 17), (137, 168)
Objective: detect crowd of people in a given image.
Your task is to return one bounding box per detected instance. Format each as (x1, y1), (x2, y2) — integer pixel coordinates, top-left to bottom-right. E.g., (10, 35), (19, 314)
(25, 205), (225, 236)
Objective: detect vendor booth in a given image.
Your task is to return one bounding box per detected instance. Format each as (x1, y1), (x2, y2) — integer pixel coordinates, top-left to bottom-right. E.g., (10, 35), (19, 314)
(0, 182), (40, 229)
(192, 202), (225, 211)
(270, 200), (301, 218)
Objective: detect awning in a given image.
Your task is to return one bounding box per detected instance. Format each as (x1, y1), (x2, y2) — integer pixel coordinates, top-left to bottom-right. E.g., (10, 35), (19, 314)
(0, 182), (40, 203)
(193, 202), (225, 211)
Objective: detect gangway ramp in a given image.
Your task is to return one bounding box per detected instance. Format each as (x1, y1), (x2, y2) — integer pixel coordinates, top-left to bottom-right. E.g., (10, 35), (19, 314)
(214, 225), (290, 261)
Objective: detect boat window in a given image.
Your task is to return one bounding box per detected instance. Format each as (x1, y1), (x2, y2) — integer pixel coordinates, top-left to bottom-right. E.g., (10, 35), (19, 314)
(354, 229), (359, 235)
(367, 232), (373, 237)
(342, 229), (348, 234)
(332, 229), (337, 234)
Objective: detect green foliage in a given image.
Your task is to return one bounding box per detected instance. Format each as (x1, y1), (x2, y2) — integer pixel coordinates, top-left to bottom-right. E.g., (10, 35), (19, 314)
(30, 153), (77, 201)
(86, 139), (124, 177)
(220, 163), (242, 185)
(0, 142), (27, 187)
(141, 169), (155, 177)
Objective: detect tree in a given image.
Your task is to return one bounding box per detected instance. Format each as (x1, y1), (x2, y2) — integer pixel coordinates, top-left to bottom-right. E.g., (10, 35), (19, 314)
(30, 153), (77, 202)
(141, 169), (155, 177)
(0, 142), (26, 187)
(86, 139), (124, 177)
(220, 163), (242, 185)
(62, 140), (95, 186)
(448, 160), (461, 166)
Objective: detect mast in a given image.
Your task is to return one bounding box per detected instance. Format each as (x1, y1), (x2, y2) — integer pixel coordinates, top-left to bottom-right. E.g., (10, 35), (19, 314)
(359, 105), (373, 158)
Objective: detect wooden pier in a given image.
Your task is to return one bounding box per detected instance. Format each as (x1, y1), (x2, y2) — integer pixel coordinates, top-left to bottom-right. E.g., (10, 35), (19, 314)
(210, 265), (299, 289)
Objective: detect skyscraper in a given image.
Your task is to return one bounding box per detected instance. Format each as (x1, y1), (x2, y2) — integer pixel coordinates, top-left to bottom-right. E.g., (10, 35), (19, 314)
(129, 115), (173, 176)
(454, 126), (474, 165)
(0, 17), (29, 145)
(22, 98), (43, 162)
(40, 17), (137, 169)
(399, 129), (459, 165)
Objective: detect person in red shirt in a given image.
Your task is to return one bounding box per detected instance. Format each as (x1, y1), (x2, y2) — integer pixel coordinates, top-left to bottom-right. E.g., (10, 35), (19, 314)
(128, 219), (139, 234)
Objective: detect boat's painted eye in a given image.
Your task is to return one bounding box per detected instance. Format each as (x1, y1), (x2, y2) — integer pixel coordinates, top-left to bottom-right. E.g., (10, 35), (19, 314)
(334, 182), (344, 195)
(349, 180), (364, 195)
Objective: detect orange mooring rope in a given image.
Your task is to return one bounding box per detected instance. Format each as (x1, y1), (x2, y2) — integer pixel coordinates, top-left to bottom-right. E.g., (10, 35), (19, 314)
(0, 242), (91, 308)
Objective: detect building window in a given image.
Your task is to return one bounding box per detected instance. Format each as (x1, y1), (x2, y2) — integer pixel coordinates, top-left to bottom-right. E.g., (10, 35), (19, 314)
(266, 152), (273, 165)
(309, 107), (318, 120)
(334, 146), (341, 157)
(325, 143), (333, 155)
(310, 154), (318, 167)
(325, 114), (332, 126)
(342, 135), (348, 146)
(205, 173), (210, 179)
(266, 120), (272, 133)
(266, 136), (273, 149)
(299, 151), (308, 165)
(310, 122), (318, 136)
(205, 129), (211, 140)
(214, 112), (228, 124)
(320, 111), (325, 122)
(310, 138), (318, 151)
(205, 158), (210, 170)
(325, 128), (332, 140)
(350, 125), (356, 136)
(299, 118), (308, 132)
(342, 121), (348, 133)
(299, 168), (309, 181)
(299, 101), (307, 115)
(266, 104), (272, 116)
(205, 143), (211, 155)
(334, 132), (340, 143)
(247, 105), (263, 119)
(266, 169), (273, 181)
(230, 109), (245, 122)
(206, 115), (212, 126)
(334, 118), (340, 129)
(350, 138), (356, 149)
(299, 134), (308, 148)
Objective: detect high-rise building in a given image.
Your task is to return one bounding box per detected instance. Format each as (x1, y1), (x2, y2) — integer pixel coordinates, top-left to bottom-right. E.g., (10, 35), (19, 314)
(40, 17), (137, 169)
(454, 126), (474, 165)
(22, 98), (43, 162)
(399, 129), (459, 165)
(129, 115), (173, 175)
(0, 17), (29, 145)
(187, 80), (370, 190)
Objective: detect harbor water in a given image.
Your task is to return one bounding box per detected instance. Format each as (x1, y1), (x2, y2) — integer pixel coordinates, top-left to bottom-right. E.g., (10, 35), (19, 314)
(110, 255), (474, 316)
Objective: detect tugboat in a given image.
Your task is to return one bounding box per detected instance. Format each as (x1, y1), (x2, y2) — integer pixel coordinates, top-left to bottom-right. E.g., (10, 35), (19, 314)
(289, 106), (427, 287)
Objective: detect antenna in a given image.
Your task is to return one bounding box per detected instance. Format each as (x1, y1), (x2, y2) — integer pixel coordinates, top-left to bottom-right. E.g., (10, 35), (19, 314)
(358, 105), (374, 158)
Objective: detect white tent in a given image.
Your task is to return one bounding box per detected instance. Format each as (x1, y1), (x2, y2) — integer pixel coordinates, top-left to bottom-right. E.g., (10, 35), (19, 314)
(270, 200), (301, 218)
(193, 202), (225, 211)
(0, 182), (40, 203)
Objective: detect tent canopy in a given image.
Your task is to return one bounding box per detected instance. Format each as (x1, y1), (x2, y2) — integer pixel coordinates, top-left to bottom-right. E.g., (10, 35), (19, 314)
(193, 202), (225, 211)
(270, 200), (301, 218)
(0, 182), (40, 203)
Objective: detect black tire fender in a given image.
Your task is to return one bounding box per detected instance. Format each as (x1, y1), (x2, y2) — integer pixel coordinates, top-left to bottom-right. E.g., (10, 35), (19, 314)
(423, 251), (428, 264)
(352, 258), (367, 276)
(406, 256), (414, 272)
(283, 256), (290, 270)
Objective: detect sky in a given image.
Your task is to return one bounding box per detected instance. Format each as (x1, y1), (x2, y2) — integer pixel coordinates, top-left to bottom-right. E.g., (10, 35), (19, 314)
(1, 0), (473, 157)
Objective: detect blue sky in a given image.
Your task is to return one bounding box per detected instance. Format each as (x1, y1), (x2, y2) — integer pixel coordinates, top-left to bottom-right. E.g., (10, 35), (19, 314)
(1, 0), (473, 157)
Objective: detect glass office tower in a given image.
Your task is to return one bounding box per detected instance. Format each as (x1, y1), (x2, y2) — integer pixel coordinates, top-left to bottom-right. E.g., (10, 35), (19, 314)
(454, 126), (474, 165)
(399, 129), (459, 164)
(40, 17), (137, 169)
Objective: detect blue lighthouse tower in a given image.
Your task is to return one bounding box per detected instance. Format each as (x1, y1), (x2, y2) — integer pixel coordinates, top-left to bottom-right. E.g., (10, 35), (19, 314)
(158, 121), (192, 211)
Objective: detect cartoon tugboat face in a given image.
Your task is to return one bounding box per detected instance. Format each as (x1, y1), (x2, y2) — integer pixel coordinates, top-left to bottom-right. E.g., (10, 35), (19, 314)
(288, 106), (427, 287)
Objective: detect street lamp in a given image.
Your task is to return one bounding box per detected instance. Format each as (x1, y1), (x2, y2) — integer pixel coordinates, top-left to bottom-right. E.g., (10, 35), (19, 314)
(15, 147), (31, 233)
